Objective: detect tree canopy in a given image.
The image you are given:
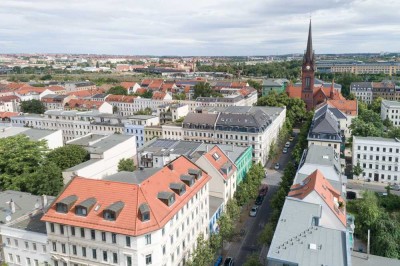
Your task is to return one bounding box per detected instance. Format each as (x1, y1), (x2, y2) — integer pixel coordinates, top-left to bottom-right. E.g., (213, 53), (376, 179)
(107, 86), (127, 95)
(20, 99), (46, 114)
(47, 145), (89, 170)
(193, 82), (222, 99)
(118, 158), (136, 172)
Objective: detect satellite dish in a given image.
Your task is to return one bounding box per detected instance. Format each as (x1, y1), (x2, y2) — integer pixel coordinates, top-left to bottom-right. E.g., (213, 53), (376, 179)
(35, 202), (40, 209)
(6, 215), (11, 222)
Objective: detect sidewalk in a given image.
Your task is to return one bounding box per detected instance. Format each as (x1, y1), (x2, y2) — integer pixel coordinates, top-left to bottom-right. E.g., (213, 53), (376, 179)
(348, 179), (389, 187)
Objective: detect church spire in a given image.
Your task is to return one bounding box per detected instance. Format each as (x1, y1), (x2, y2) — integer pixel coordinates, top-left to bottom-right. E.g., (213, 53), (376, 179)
(305, 19), (314, 63)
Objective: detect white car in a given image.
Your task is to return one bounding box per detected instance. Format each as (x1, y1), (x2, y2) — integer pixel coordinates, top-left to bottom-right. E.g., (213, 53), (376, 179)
(285, 141), (291, 148)
(249, 205), (259, 217)
(274, 163), (280, 170)
(283, 147), (288, 154)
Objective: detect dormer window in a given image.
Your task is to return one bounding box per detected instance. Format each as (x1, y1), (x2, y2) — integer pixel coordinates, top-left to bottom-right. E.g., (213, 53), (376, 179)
(212, 152), (220, 160)
(103, 201), (124, 221)
(180, 174), (195, 187)
(158, 192), (175, 207)
(170, 183), (186, 196)
(75, 197), (96, 217)
(56, 195), (78, 214)
(139, 203), (150, 222)
(188, 168), (202, 180)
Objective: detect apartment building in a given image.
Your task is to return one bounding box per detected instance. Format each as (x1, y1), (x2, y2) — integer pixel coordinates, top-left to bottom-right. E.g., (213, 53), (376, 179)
(0, 95), (20, 113)
(351, 81), (400, 102)
(64, 82), (96, 92)
(182, 106), (286, 164)
(317, 61), (400, 76)
(62, 134), (137, 183)
(352, 136), (400, 183)
(0, 126), (63, 149)
(307, 105), (343, 155)
(350, 82), (373, 104)
(0, 191), (54, 266)
(105, 95), (137, 116)
(42, 156), (210, 266)
(41, 94), (75, 110)
(381, 99), (400, 126)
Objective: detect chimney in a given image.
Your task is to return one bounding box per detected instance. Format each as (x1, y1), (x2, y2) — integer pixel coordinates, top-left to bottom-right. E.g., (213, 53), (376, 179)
(41, 195), (48, 208)
(9, 199), (15, 213)
(168, 163), (174, 170)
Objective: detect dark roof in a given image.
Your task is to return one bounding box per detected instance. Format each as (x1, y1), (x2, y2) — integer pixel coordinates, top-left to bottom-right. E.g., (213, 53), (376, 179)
(139, 203), (150, 213)
(157, 191), (174, 200)
(59, 195), (78, 206)
(105, 201), (124, 213)
(77, 197), (97, 209)
(183, 112), (219, 125)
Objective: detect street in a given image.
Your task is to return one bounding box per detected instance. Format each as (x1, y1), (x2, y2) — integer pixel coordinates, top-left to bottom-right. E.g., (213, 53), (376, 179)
(347, 179), (400, 196)
(225, 132), (298, 264)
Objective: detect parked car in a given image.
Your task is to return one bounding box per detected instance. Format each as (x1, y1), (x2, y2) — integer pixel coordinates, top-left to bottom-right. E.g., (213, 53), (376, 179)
(259, 184), (269, 196)
(274, 163), (280, 170)
(285, 141), (291, 148)
(224, 257), (234, 266)
(249, 205), (259, 217)
(214, 256), (223, 266)
(289, 136), (294, 142)
(391, 184), (400, 191)
(255, 195), (264, 205)
(283, 147), (288, 153)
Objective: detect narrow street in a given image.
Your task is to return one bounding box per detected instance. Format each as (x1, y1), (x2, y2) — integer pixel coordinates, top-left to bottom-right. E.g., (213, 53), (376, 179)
(225, 132), (298, 264)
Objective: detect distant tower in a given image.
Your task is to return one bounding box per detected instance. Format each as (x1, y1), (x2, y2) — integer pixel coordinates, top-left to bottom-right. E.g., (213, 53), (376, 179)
(301, 20), (316, 110)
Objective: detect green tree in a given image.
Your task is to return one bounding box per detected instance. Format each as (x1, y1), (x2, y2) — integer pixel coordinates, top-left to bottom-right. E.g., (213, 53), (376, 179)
(107, 86), (127, 95)
(29, 161), (63, 196)
(243, 253), (263, 266)
(268, 141), (278, 161)
(20, 99), (46, 114)
(187, 234), (214, 266)
(135, 107), (152, 115)
(218, 214), (235, 243)
(193, 82), (221, 99)
(247, 79), (262, 93)
(352, 160), (364, 179)
(369, 97), (382, 114)
(226, 198), (240, 221)
(118, 158), (136, 172)
(47, 145), (89, 170)
(40, 74), (52, 80)
(258, 222), (275, 245)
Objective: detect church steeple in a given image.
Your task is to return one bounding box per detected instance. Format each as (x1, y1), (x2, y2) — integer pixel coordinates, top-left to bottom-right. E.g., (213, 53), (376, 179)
(305, 20), (313, 63)
(301, 19), (316, 111)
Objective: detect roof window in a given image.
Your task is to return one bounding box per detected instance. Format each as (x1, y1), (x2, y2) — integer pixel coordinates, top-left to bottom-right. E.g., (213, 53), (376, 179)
(139, 203), (150, 222)
(170, 182), (186, 196)
(103, 201), (124, 221)
(56, 195), (78, 214)
(158, 192), (175, 207)
(75, 197), (96, 217)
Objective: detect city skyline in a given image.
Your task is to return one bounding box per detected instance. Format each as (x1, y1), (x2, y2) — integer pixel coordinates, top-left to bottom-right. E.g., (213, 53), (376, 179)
(0, 0), (399, 56)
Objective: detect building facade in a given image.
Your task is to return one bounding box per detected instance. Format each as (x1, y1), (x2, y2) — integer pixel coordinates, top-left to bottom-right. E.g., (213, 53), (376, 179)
(381, 99), (400, 127)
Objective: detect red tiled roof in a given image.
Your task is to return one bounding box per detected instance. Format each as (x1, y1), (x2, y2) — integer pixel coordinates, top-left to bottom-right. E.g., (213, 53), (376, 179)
(16, 86), (46, 95)
(0, 95), (20, 102)
(286, 84), (302, 98)
(148, 80), (164, 90)
(41, 156), (210, 236)
(135, 88), (148, 95)
(6, 83), (26, 90)
(288, 170), (346, 226)
(66, 99), (103, 110)
(203, 145), (236, 180)
(0, 112), (19, 119)
(106, 95), (136, 103)
(47, 85), (65, 92)
(231, 82), (247, 88)
(327, 99), (358, 116)
(120, 82), (138, 90)
(67, 89), (104, 98)
(152, 91), (166, 100)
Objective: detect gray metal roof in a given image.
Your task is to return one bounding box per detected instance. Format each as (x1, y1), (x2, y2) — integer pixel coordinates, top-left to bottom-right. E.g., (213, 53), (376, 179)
(352, 251), (400, 266)
(139, 139), (204, 157)
(9, 212), (47, 234)
(267, 198), (348, 266)
(183, 112), (219, 126)
(304, 145), (340, 169)
(0, 127), (58, 141)
(0, 190), (55, 224)
(67, 134), (107, 146)
(77, 197), (97, 209)
(195, 143), (249, 163)
(69, 134), (134, 154)
(353, 136), (400, 143)
(139, 203), (150, 213)
(157, 191), (174, 200)
(381, 99), (400, 108)
(105, 201), (124, 213)
(104, 168), (161, 184)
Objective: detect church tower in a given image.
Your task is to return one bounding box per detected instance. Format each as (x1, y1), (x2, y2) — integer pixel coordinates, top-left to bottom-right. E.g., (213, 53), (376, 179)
(301, 20), (315, 110)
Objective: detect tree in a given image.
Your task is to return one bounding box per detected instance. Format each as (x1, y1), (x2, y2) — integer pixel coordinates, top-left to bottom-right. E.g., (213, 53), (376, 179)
(226, 198), (240, 221)
(47, 145), (89, 170)
(258, 222), (275, 245)
(243, 253), (263, 266)
(369, 97), (382, 114)
(218, 214), (235, 243)
(268, 141), (278, 161)
(29, 161), (63, 196)
(40, 74), (52, 80)
(107, 86), (127, 95)
(193, 82), (221, 99)
(352, 160), (364, 179)
(20, 99), (46, 114)
(135, 107), (152, 115)
(118, 158), (136, 172)
(187, 234), (214, 266)
(96, 61), (100, 68)
(247, 79), (262, 94)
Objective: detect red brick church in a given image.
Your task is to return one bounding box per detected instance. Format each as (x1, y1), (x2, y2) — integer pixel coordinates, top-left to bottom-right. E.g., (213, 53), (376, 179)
(286, 21), (350, 111)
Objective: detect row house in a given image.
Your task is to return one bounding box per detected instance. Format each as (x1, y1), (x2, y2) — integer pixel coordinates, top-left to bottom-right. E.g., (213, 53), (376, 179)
(64, 82), (96, 92)
(42, 156), (210, 266)
(41, 94), (75, 110)
(0, 95), (20, 112)
(182, 106), (286, 164)
(381, 99), (400, 127)
(105, 95), (137, 116)
(120, 82), (141, 94)
(64, 99), (113, 114)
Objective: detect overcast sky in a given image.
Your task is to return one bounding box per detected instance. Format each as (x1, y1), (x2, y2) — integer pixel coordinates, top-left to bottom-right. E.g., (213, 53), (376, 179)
(0, 0), (399, 56)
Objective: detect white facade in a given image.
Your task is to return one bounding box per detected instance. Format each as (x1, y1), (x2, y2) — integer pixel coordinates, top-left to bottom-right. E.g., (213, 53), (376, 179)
(1, 223), (49, 266)
(162, 125), (184, 140)
(0, 99), (20, 113)
(62, 134), (137, 183)
(381, 100), (400, 127)
(350, 83), (373, 104)
(352, 136), (400, 183)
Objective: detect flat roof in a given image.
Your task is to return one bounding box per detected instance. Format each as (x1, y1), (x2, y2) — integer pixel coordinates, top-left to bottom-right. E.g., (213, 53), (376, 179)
(304, 145), (341, 169)
(68, 134), (134, 154)
(209, 196), (224, 217)
(0, 126), (58, 140)
(352, 251), (400, 266)
(353, 136), (400, 143)
(103, 168), (161, 184)
(9, 212), (47, 234)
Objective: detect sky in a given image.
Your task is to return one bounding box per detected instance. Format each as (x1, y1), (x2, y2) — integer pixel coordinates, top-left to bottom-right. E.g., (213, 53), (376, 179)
(0, 0), (399, 56)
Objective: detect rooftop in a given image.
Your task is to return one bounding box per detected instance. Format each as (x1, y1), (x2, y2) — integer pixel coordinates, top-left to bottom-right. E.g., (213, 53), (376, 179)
(104, 168), (161, 184)
(353, 136), (400, 143)
(9, 212), (47, 234)
(68, 134), (134, 154)
(0, 126), (58, 140)
(382, 99), (400, 108)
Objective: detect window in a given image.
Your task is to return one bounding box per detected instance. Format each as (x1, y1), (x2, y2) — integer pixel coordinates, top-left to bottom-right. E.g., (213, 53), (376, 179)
(50, 223), (55, 233)
(76, 206), (87, 216)
(43, 245), (46, 253)
(71, 226), (75, 236)
(102, 232), (106, 241)
(33, 243), (37, 251)
(126, 236), (131, 247)
(16, 255), (20, 263)
(127, 256), (132, 266)
(8, 253), (13, 262)
(25, 241), (29, 249)
(82, 247), (87, 257)
(145, 234), (151, 245)
(62, 244), (66, 254)
(52, 242), (56, 252)
(112, 233), (116, 244)
(6, 238), (10, 245)
(14, 239), (18, 247)
(103, 251), (108, 262)
(60, 225), (64, 235)
(91, 230), (96, 240)
(81, 228), (85, 238)
(162, 228), (165, 236)
(145, 254), (152, 265)
(113, 253), (118, 264)
(162, 245), (166, 255)
(73, 245), (77, 255)
(92, 249), (97, 259)
(27, 258), (31, 266)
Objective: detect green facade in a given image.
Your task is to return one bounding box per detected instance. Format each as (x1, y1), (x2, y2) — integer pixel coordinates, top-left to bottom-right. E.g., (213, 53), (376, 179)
(235, 146), (253, 184)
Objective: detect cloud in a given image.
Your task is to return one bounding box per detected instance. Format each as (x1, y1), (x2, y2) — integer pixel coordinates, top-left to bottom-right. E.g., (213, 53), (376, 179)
(0, 0), (399, 55)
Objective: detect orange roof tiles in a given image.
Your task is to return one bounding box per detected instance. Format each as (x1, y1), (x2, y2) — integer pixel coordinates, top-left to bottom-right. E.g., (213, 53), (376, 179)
(327, 99), (358, 116)
(148, 80), (164, 90)
(47, 85), (65, 92)
(120, 82), (138, 90)
(152, 91), (166, 100)
(135, 88), (148, 95)
(289, 170), (346, 226)
(42, 156), (210, 236)
(6, 83), (26, 90)
(67, 89), (104, 98)
(0, 112), (19, 119)
(16, 86), (46, 95)
(66, 99), (104, 110)
(106, 94), (136, 103)
(0, 95), (20, 102)
(231, 82), (248, 88)
(203, 146), (236, 180)
(286, 84), (302, 98)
